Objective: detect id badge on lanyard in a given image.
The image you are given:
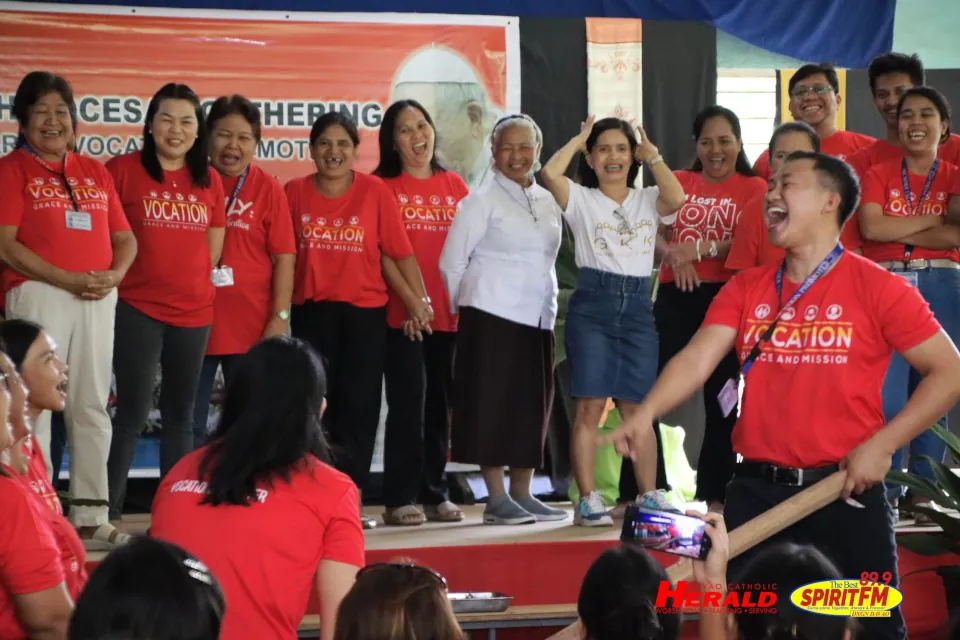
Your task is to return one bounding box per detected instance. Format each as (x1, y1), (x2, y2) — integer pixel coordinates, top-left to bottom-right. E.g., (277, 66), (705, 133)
(719, 244), (844, 418)
(23, 144), (92, 232)
(211, 166), (249, 289)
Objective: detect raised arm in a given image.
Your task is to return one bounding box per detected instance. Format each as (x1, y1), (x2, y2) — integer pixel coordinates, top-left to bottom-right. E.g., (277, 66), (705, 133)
(438, 195), (491, 313)
(635, 125), (685, 216)
(540, 115), (595, 211)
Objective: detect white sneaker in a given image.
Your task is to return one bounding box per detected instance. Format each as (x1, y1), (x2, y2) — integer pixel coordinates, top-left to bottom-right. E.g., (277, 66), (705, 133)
(574, 491), (614, 527)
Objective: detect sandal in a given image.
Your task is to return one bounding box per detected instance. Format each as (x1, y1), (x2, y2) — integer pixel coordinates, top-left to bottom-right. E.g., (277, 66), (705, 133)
(382, 505), (426, 526)
(79, 523), (133, 551)
(424, 501), (464, 523)
(361, 514), (378, 530)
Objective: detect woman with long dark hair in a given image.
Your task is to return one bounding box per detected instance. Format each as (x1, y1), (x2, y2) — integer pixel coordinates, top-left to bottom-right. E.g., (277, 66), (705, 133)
(0, 70), (136, 547)
(373, 100), (468, 526)
(286, 111), (427, 529)
(540, 116), (684, 526)
(655, 105), (766, 513)
(152, 336), (364, 640)
(106, 83), (226, 523)
(858, 86), (960, 524)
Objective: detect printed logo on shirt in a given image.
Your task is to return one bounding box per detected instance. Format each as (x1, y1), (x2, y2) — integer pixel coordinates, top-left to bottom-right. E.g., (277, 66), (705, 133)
(299, 214), (365, 253)
(225, 196), (255, 231)
(674, 194), (740, 243)
(397, 191), (456, 232)
(886, 189), (947, 216)
(170, 478), (269, 504)
(742, 302), (852, 366)
(592, 219), (656, 255)
(142, 190), (211, 230)
(26, 177), (110, 212)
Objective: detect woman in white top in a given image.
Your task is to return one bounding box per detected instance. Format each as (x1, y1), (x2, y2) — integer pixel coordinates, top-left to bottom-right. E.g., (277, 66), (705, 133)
(541, 116), (685, 527)
(439, 114), (568, 526)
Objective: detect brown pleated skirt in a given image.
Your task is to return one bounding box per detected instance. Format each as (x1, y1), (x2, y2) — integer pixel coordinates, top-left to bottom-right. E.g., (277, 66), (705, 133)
(450, 306), (556, 468)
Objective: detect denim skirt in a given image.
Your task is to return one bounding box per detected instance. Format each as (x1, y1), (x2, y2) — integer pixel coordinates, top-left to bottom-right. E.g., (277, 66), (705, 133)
(565, 267), (659, 404)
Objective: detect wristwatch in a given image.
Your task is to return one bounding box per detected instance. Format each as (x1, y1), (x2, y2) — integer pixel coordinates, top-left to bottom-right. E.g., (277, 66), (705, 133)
(276, 309), (290, 321)
(708, 241), (718, 258)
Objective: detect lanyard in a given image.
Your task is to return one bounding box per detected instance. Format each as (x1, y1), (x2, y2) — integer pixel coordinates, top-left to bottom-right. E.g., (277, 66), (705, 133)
(217, 165), (249, 270)
(21, 143), (82, 212)
(901, 158), (939, 260)
(740, 243), (844, 375)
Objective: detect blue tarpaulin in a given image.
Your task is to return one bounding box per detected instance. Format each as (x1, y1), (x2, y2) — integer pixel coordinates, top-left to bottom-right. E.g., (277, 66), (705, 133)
(74, 0), (896, 69)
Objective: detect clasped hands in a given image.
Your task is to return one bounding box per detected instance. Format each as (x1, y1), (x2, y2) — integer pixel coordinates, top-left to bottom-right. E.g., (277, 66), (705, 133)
(62, 269), (123, 300)
(402, 298), (435, 342)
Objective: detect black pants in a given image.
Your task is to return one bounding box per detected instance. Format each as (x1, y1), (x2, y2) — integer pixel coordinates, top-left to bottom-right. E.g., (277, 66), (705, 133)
(654, 282), (739, 504)
(383, 329), (455, 508)
(108, 300), (210, 519)
(292, 300), (386, 493)
(725, 476), (907, 640)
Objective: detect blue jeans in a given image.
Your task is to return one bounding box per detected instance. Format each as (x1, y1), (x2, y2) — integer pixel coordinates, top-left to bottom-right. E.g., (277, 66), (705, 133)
(884, 267), (960, 499)
(192, 354), (240, 449)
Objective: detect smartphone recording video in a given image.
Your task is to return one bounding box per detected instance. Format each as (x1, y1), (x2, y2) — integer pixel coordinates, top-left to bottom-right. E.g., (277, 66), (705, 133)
(620, 505), (711, 560)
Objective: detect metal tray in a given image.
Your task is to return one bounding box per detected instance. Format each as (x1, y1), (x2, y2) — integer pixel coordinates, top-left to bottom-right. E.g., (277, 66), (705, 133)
(448, 592), (513, 614)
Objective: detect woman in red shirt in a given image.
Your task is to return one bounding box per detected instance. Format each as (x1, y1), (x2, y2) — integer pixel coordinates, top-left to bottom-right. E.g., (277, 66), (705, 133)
(373, 100), (468, 526)
(857, 86), (960, 522)
(0, 346), (74, 640)
(106, 83), (226, 523)
(287, 112), (428, 529)
(655, 106), (766, 513)
(152, 336), (364, 640)
(192, 95), (296, 449)
(0, 71), (136, 548)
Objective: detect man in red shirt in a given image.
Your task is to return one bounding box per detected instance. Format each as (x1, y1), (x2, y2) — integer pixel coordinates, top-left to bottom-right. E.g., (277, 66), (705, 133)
(607, 152), (960, 640)
(753, 63), (874, 180)
(848, 53), (960, 178)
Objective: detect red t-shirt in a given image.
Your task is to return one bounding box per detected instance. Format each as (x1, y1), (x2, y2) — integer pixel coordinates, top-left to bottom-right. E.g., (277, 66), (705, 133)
(660, 171), (766, 283)
(753, 129), (876, 180)
(727, 196), (863, 271)
(207, 165), (296, 355)
(859, 159), (959, 263)
(848, 134), (960, 180)
(106, 151), (226, 327)
(151, 447), (365, 640)
(381, 171), (469, 332)
(23, 435), (61, 516)
(0, 148), (131, 294)
(287, 171), (414, 308)
(0, 475), (65, 640)
(704, 252), (941, 467)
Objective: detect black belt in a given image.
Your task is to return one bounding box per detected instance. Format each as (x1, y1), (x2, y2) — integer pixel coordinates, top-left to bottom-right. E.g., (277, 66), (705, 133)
(735, 461), (840, 487)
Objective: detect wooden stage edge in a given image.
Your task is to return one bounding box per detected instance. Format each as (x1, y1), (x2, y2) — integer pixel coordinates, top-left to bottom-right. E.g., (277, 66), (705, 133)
(90, 503), (944, 563)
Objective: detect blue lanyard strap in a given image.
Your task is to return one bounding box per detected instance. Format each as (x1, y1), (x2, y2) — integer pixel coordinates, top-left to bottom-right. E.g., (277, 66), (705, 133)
(740, 243), (844, 375)
(21, 143), (82, 212)
(900, 158), (939, 260)
(218, 165), (250, 269)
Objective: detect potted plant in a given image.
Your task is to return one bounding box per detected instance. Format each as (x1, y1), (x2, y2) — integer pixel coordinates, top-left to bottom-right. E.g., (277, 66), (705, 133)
(886, 424), (960, 634)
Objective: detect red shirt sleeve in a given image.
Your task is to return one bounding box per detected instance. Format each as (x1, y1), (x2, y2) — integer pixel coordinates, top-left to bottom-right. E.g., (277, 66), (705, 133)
(321, 483), (365, 568)
(951, 170), (960, 197)
(449, 171), (470, 201)
(94, 162), (131, 233)
(0, 480), (64, 595)
(753, 150), (771, 180)
(703, 273), (748, 330)
(376, 180), (414, 260)
(266, 180), (296, 255)
(874, 271), (942, 353)
(0, 157), (26, 227)
(208, 170), (226, 228)
(860, 166), (888, 206)
(726, 196), (762, 271)
(840, 213), (863, 251)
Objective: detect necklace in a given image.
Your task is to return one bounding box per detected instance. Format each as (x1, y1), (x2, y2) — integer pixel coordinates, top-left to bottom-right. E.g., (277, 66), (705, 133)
(496, 178), (538, 222)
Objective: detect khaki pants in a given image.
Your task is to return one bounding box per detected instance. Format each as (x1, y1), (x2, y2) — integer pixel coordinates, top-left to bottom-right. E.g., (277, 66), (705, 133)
(6, 281), (117, 527)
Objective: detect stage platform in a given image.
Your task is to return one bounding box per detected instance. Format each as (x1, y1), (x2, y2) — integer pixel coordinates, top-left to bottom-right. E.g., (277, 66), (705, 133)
(89, 505), (960, 640)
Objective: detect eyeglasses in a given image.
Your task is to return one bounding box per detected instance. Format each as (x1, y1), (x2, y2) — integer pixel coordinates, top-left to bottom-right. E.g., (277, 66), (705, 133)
(356, 562), (448, 590)
(790, 85), (835, 99)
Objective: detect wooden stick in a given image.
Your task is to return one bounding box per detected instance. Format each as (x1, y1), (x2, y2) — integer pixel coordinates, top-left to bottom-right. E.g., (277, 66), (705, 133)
(546, 471), (849, 640)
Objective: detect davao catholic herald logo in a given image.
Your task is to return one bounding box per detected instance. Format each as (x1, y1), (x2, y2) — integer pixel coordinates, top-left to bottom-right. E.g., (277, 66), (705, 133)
(299, 214), (365, 253)
(656, 581), (778, 615)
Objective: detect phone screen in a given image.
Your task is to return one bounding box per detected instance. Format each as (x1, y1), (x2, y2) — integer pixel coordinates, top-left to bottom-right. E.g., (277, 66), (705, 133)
(620, 506), (711, 560)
